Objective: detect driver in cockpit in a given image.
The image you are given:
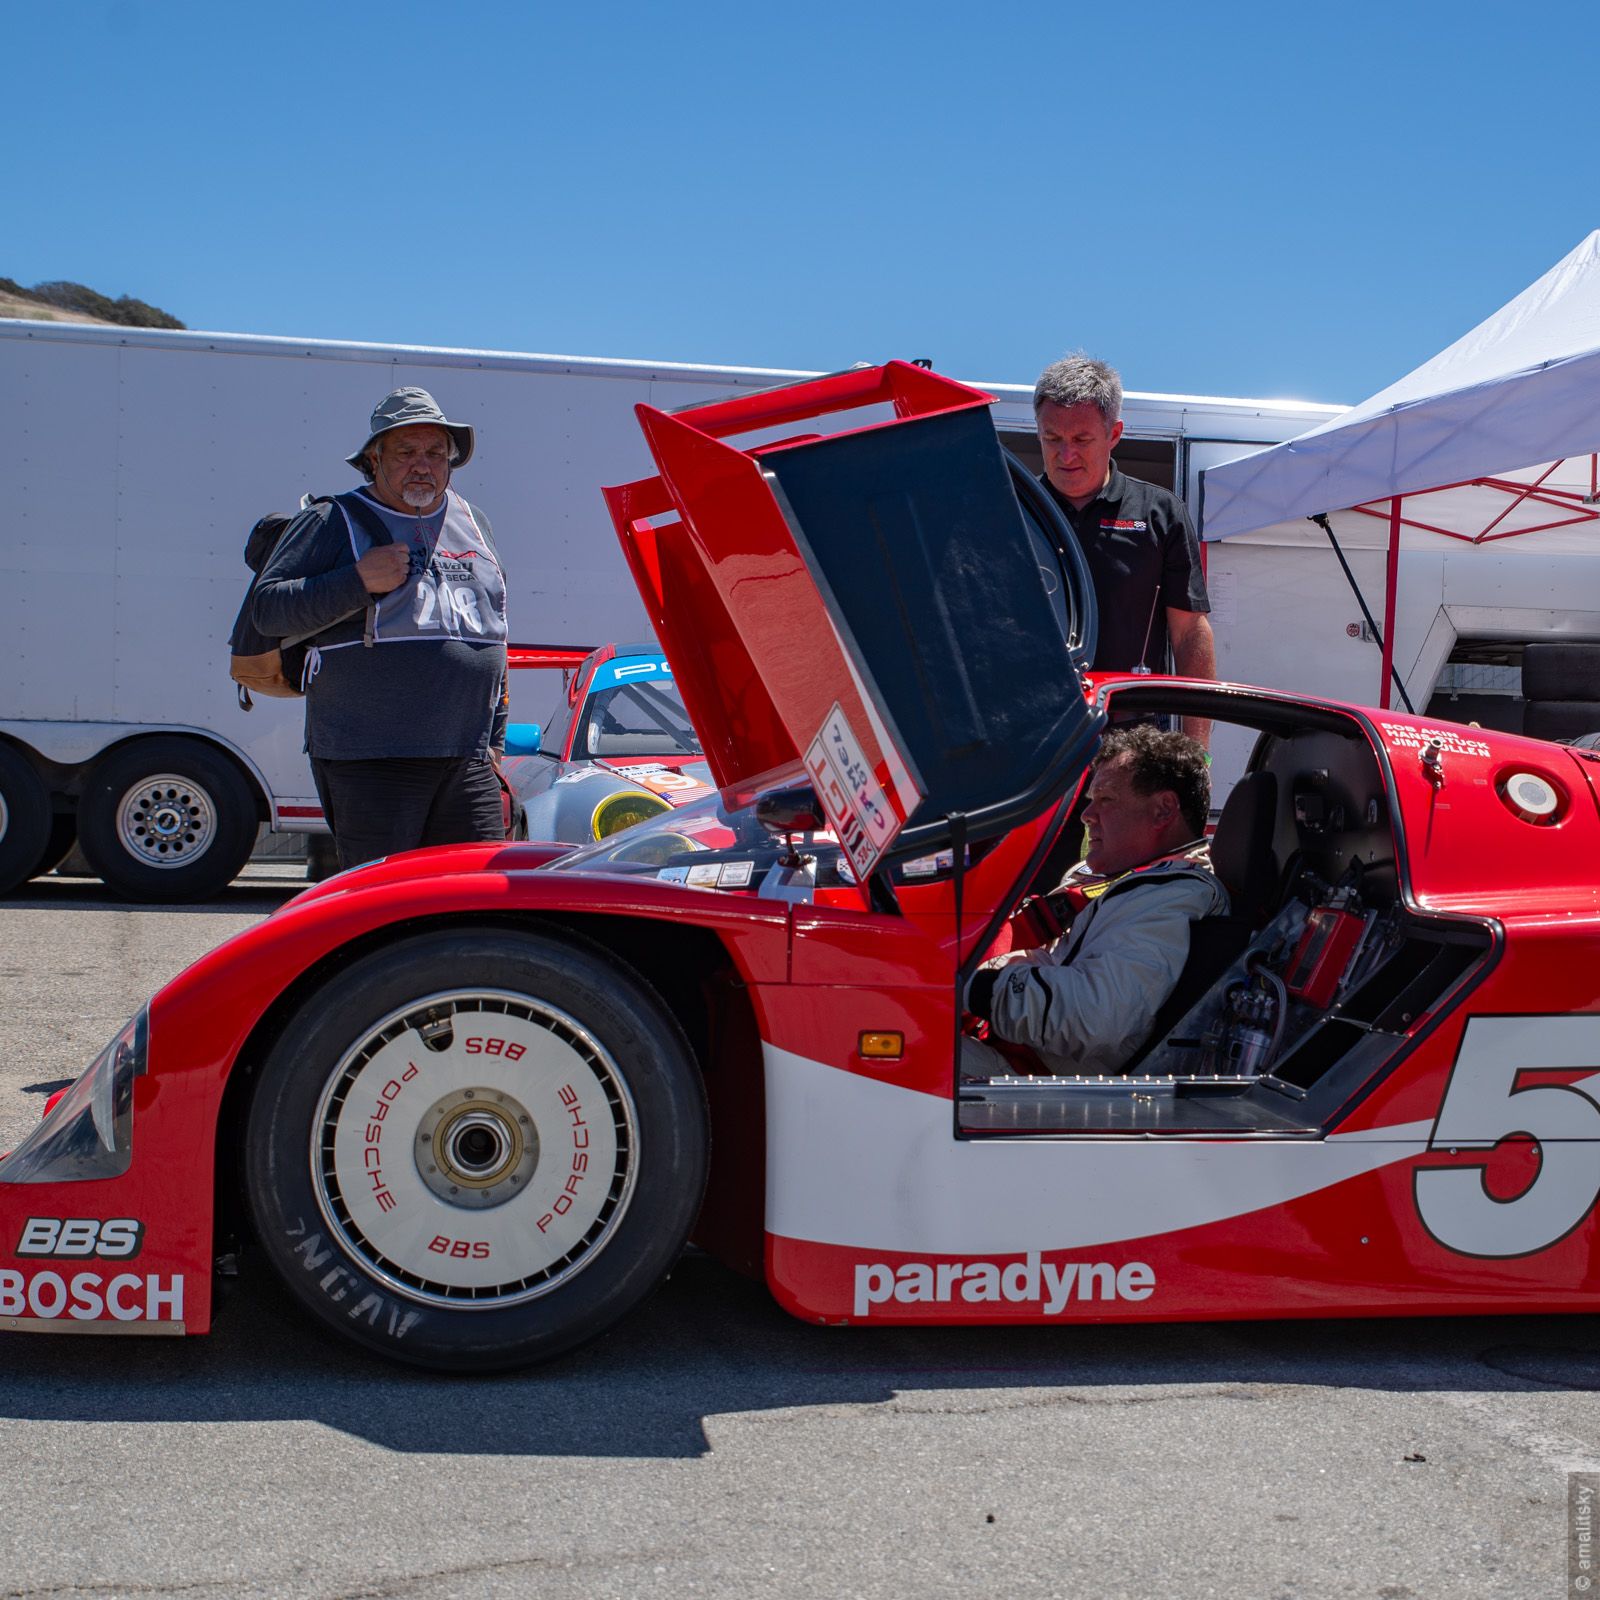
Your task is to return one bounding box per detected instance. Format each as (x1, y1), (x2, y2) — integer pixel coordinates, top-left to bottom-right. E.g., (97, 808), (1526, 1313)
(962, 727), (1226, 1077)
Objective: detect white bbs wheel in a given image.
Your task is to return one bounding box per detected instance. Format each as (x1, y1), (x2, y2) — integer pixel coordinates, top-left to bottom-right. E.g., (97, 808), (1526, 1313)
(245, 929), (708, 1371)
(316, 993), (634, 1303)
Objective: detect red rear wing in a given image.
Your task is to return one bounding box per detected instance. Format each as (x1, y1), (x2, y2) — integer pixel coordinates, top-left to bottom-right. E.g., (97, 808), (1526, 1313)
(605, 364), (995, 873)
(506, 644), (594, 673)
(604, 361), (1102, 875)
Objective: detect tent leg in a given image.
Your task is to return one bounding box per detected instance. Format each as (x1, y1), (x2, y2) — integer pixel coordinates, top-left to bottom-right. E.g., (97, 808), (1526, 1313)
(1379, 497), (1402, 711)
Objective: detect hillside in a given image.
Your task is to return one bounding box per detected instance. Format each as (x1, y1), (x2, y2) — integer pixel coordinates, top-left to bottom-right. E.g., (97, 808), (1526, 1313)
(0, 278), (184, 329)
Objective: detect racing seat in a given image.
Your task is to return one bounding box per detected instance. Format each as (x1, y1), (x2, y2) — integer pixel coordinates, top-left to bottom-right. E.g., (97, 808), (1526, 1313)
(1121, 771), (1279, 1072)
(1210, 770), (1280, 926)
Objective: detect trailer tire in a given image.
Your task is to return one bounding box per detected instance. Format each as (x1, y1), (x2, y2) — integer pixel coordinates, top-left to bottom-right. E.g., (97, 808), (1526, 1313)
(0, 743), (51, 899)
(243, 927), (708, 1371)
(78, 738), (258, 902)
(1522, 643), (1600, 702)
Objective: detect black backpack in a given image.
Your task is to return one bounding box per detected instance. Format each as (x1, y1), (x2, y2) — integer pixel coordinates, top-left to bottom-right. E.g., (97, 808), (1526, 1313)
(228, 494), (393, 709)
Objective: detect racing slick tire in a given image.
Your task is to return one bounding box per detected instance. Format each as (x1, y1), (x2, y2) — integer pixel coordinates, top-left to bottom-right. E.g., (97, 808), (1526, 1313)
(1523, 700), (1600, 743)
(0, 742), (51, 899)
(1522, 642), (1600, 702)
(78, 737), (258, 903)
(242, 927), (709, 1371)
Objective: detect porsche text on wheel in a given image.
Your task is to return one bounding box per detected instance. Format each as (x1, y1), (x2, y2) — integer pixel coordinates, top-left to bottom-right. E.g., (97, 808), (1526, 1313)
(243, 929), (707, 1370)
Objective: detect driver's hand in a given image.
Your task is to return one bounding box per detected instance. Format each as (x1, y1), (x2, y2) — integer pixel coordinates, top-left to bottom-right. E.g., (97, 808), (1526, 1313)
(965, 967), (999, 1021)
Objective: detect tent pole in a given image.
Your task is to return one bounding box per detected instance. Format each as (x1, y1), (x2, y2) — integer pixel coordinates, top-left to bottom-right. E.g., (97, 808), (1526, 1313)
(1311, 515), (1414, 711)
(1379, 497), (1402, 711)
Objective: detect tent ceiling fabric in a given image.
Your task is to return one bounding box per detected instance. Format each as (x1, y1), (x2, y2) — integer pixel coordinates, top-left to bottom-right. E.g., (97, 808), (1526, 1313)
(1201, 231), (1600, 541)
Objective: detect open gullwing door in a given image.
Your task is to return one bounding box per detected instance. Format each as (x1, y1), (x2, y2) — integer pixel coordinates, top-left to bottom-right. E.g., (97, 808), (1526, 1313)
(602, 361), (1102, 877)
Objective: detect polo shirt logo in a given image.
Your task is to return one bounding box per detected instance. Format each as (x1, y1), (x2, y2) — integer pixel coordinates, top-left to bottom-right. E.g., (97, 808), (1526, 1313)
(1100, 519), (1148, 532)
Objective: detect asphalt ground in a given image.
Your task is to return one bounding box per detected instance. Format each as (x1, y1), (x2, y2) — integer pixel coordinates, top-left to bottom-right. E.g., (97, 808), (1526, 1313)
(0, 870), (1596, 1599)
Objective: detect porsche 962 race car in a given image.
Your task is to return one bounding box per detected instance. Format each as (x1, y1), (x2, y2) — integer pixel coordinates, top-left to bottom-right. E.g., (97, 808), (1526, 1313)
(501, 642), (714, 846)
(4, 362), (1599, 1372)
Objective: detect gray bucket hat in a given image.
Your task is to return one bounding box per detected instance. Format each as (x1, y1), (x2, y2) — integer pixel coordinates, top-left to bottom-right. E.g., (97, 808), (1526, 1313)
(346, 387), (475, 472)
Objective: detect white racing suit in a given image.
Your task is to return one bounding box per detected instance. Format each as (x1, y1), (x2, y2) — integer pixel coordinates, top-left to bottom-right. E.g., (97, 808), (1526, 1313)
(965, 842), (1229, 1077)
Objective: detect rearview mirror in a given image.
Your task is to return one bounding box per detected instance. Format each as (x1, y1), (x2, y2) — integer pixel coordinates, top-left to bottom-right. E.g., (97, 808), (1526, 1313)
(755, 786), (825, 837)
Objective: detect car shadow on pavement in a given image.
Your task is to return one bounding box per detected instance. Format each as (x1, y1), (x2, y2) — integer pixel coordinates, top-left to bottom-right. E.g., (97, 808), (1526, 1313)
(0, 1249), (1594, 1459)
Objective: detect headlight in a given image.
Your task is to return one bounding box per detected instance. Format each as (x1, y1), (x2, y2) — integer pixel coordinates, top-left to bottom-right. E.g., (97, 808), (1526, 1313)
(591, 789), (672, 840)
(0, 1009), (147, 1184)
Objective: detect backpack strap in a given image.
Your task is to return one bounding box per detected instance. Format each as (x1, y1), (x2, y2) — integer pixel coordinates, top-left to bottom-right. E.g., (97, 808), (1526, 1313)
(331, 492), (397, 649)
(335, 491), (395, 550)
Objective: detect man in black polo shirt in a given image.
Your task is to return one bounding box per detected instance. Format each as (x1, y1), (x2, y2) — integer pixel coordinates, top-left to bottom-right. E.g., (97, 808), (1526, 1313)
(1035, 354), (1215, 745)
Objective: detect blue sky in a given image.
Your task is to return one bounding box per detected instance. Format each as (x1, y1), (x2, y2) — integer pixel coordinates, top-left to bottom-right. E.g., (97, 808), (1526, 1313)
(8, 0), (1596, 406)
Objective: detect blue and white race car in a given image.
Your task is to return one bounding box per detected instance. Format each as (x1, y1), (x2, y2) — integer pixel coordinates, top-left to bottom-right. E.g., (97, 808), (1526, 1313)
(503, 643), (716, 845)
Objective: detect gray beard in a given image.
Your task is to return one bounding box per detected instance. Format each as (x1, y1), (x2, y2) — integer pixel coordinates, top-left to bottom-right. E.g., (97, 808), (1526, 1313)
(399, 483), (440, 509)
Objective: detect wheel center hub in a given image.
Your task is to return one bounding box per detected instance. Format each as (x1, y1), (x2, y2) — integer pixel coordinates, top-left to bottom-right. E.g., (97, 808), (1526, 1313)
(415, 1087), (539, 1209)
(146, 800), (188, 839)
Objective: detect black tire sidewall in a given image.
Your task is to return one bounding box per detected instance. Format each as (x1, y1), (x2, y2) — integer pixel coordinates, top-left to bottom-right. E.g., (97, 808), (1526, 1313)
(79, 738), (258, 901)
(243, 927), (709, 1371)
(0, 742), (51, 897)
(1523, 643), (1600, 703)
(1524, 700), (1600, 743)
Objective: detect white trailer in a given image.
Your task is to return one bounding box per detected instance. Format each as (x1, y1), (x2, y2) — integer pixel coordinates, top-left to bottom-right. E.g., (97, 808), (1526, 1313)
(0, 319), (1339, 899)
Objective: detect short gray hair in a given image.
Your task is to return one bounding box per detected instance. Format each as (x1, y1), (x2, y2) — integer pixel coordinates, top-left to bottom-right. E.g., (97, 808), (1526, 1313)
(1033, 354), (1122, 429)
(359, 427), (461, 482)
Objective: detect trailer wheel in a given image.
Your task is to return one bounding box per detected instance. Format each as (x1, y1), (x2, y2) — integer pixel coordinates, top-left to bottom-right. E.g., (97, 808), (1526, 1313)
(242, 927), (708, 1371)
(0, 743), (51, 899)
(78, 738), (258, 902)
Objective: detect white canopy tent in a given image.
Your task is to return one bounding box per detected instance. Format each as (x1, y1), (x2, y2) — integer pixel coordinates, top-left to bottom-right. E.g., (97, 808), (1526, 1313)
(1200, 232), (1600, 708)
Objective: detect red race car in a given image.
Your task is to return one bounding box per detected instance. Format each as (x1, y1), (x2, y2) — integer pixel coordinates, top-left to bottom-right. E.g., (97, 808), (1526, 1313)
(3, 362), (1598, 1370)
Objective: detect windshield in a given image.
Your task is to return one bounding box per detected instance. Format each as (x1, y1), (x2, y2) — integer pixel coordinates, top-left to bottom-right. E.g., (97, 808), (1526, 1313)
(577, 679), (702, 759)
(545, 784), (973, 901)
(546, 789), (849, 899)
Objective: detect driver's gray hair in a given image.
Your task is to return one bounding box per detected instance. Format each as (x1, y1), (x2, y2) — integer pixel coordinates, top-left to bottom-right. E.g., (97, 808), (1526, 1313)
(1033, 354), (1122, 429)
(359, 429), (461, 483)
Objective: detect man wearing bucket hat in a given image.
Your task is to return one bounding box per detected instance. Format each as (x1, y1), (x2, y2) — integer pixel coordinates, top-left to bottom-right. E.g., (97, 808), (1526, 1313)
(253, 387), (511, 870)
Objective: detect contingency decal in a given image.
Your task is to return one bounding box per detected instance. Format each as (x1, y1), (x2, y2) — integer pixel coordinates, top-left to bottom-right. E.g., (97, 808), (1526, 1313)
(602, 763), (712, 799)
(854, 1252), (1155, 1318)
(16, 1217), (144, 1259)
(658, 860), (755, 891)
(0, 1269), (182, 1322)
(803, 703), (906, 877)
